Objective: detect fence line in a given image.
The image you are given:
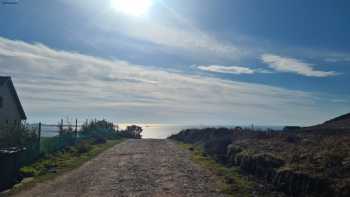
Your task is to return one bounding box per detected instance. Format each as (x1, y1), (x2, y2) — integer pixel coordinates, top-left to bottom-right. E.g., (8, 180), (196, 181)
(31, 119), (117, 148)
(0, 119), (122, 190)
(2, 118), (121, 157)
(30, 119), (120, 138)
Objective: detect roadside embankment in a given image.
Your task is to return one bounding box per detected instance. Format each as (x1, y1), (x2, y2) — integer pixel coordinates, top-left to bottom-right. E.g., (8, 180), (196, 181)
(169, 128), (350, 197)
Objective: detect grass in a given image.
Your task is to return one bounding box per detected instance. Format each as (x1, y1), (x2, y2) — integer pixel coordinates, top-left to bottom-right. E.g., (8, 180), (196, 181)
(177, 143), (255, 197)
(4, 139), (124, 196)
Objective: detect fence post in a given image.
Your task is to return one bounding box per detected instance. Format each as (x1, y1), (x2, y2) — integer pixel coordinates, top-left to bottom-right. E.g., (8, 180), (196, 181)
(59, 119), (63, 134)
(38, 122), (41, 141)
(75, 118), (78, 138)
(38, 122), (42, 152)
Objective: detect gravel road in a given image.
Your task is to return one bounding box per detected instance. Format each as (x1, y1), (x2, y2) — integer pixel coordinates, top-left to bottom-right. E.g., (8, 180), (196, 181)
(13, 139), (228, 197)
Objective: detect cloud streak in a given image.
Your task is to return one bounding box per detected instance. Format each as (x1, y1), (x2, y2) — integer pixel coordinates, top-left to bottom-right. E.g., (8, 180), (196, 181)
(96, 17), (246, 60)
(0, 37), (343, 124)
(64, 0), (249, 61)
(197, 65), (255, 74)
(261, 54), (338, 77)
(197, 65), (274, 75)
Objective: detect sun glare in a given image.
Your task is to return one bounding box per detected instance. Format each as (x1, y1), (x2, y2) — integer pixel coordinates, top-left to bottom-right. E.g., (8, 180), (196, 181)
(111, 0), (153, 17)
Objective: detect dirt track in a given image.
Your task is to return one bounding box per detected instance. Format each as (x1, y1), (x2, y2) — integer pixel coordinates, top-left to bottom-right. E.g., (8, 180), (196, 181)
(13, 139), (228, 197)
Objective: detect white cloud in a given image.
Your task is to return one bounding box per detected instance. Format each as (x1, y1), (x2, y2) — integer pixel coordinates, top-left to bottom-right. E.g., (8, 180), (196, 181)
(261, 54), (338, 77)
(198, 65), (255, 74)
(197, 65), (274, 75)
(128, 23), (242, 58)
(95, 17), (246, 60)
(64, 0), (249, 61)
(0, 37), (344, 124)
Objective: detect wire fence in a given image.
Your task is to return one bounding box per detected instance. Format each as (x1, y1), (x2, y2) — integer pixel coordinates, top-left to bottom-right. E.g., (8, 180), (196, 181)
(0, 119), (124, 190)
(1, 118), (129, 162)
(29, 119), (119, 137)
(39, 124), (82, 137)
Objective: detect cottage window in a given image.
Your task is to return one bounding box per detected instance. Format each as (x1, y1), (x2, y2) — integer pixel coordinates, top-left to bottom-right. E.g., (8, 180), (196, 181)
(0, 96), (2, 108)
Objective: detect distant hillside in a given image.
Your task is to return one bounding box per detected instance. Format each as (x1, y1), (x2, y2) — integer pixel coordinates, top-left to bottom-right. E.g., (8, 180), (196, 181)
(305, 112), (350, 130)
(325, 113), (350, 123)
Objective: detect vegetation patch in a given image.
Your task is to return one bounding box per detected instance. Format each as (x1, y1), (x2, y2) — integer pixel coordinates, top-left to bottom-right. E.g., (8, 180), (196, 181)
(5, 139), (123, 195)
(171, 126), (350, 196)
(177, 142), (255, 197)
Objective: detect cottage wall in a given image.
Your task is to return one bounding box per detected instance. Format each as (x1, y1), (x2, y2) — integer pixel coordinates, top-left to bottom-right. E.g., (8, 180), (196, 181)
(0, 81), (23, 125)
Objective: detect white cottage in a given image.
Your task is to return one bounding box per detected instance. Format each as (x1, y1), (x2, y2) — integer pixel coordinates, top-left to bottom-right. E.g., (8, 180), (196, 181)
(0, 76), (26, 125)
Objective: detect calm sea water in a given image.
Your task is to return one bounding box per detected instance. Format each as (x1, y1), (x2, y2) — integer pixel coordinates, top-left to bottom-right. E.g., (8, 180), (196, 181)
(119, 124), (284, 139)
(29, 124), (82, 138)
(39, 124), (283, 139)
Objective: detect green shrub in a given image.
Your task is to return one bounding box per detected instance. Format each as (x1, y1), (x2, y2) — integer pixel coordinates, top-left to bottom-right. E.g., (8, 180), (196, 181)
(203, 137), (232, 162)
(80, 120), (121, 141)
(19, 166), (39, 177)
(81, 120), (114, 132)
(93, 136), (107, 144)
(75, 140), (92, 154)
(119, 125), (143, 139)
(40, 132), (76, 155)
(0, 124), (38, 148)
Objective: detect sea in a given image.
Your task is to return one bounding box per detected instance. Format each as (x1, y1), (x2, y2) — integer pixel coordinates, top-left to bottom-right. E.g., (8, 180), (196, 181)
(38, 124), (284, 139)
(132, 124), (284, 139)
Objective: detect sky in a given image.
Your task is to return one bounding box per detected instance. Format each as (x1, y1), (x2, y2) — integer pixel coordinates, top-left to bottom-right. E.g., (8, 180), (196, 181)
(0, 0), (349, 125)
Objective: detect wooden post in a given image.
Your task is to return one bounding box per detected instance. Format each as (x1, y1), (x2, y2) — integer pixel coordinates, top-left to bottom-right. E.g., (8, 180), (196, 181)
(38, 122), (42, 152)
(75, 118), (78, 137)
(59, 118), (63, 133)
(38, 122), (42, 141)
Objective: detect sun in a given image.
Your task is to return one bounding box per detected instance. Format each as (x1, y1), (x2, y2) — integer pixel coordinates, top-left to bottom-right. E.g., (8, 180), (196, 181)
(111, 0), (153, 17)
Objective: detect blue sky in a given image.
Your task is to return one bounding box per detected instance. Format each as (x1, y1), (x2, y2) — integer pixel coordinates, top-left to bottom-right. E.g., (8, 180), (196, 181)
(0, 0), (349, 125)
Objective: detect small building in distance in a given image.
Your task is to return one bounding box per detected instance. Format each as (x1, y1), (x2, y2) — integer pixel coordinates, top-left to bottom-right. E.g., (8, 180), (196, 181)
(0, 76), (26, 125)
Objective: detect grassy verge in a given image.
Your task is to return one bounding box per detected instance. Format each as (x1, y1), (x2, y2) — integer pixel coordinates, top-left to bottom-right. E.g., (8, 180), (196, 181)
(5, 139), (124, 196)
(177, 142), (255, 197)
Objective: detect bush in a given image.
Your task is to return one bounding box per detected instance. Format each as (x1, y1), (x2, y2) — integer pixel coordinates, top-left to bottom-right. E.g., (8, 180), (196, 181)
(169, 127), (233, 144)
(81, 120), (114, 132)
(93, 136), (107, 144)
(204, 137), (233, 162)
(75, 140), (92, 154)
(0, 124), (38, 148)
(19, 166), (39, 177)
(80, 120), (120, 141)
(119, 125), (143, 139)
(40, 132), (76, 155)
